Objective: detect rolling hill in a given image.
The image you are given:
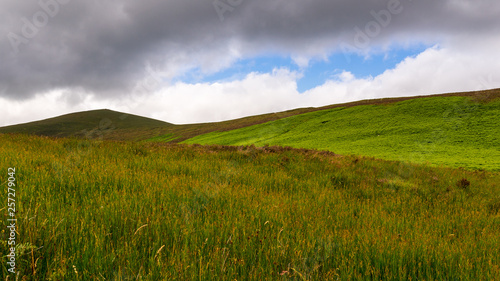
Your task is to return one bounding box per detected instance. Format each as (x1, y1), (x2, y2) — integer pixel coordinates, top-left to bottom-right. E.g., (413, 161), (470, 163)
(183, 89), (500, 171)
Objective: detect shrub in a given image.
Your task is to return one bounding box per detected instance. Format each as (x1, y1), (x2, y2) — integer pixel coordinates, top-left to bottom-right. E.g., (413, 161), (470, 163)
(457, 178), (470, 189)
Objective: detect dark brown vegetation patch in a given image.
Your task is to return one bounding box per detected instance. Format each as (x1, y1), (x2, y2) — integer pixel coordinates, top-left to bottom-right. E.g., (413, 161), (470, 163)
(457, 178), (471, 189)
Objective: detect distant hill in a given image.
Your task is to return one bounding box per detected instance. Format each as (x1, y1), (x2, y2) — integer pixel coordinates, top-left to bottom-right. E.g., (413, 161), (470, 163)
(0, 109), (175, 141)
(183, 88), (500, 170)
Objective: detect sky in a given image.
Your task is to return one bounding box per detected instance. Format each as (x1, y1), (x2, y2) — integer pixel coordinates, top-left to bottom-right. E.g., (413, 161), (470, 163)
(1, 0), (500, 126)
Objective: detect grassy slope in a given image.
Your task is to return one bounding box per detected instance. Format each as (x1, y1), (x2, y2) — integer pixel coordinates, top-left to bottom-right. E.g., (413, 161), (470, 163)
(154, 88), (500, 143)
(1, 134), (499, 280)
(184, 93), (500, 171)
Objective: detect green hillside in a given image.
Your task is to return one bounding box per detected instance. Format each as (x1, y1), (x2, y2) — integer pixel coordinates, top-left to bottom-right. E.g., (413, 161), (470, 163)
(154, 88), (500, 144)
(184, 92), (500, 171)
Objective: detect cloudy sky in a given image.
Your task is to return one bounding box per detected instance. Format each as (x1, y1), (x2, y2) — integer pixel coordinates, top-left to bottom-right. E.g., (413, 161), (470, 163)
(1, 0), (500, 126)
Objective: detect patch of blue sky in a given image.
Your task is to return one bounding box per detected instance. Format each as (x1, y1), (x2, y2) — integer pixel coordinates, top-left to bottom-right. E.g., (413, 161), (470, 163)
(298, 44), (430, 92)
(177, 44), (430, 93)
(176, 55), (299, 85)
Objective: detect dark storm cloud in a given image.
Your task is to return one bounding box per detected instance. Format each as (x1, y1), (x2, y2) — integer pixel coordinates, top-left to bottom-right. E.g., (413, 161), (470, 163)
(1, 0), (499, 100)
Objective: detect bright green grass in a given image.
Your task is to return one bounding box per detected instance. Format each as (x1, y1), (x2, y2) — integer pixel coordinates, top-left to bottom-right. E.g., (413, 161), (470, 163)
(184, 96), (500, 171)
(1, 134), (500, 280)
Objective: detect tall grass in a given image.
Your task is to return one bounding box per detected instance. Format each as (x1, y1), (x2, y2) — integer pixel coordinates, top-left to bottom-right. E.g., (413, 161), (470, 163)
(1, 134), (499, 280)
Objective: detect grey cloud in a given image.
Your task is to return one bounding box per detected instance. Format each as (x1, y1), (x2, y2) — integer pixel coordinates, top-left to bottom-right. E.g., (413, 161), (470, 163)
(1, 0), (499, 100)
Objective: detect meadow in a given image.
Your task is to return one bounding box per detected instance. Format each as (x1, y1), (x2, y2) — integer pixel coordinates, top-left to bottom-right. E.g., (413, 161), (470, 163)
(183, 95), (500, 171)
(1, 133), (499, 280)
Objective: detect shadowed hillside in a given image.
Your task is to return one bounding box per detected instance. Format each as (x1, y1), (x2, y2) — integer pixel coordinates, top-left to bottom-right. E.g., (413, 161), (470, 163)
(0, 109), (175, 141)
